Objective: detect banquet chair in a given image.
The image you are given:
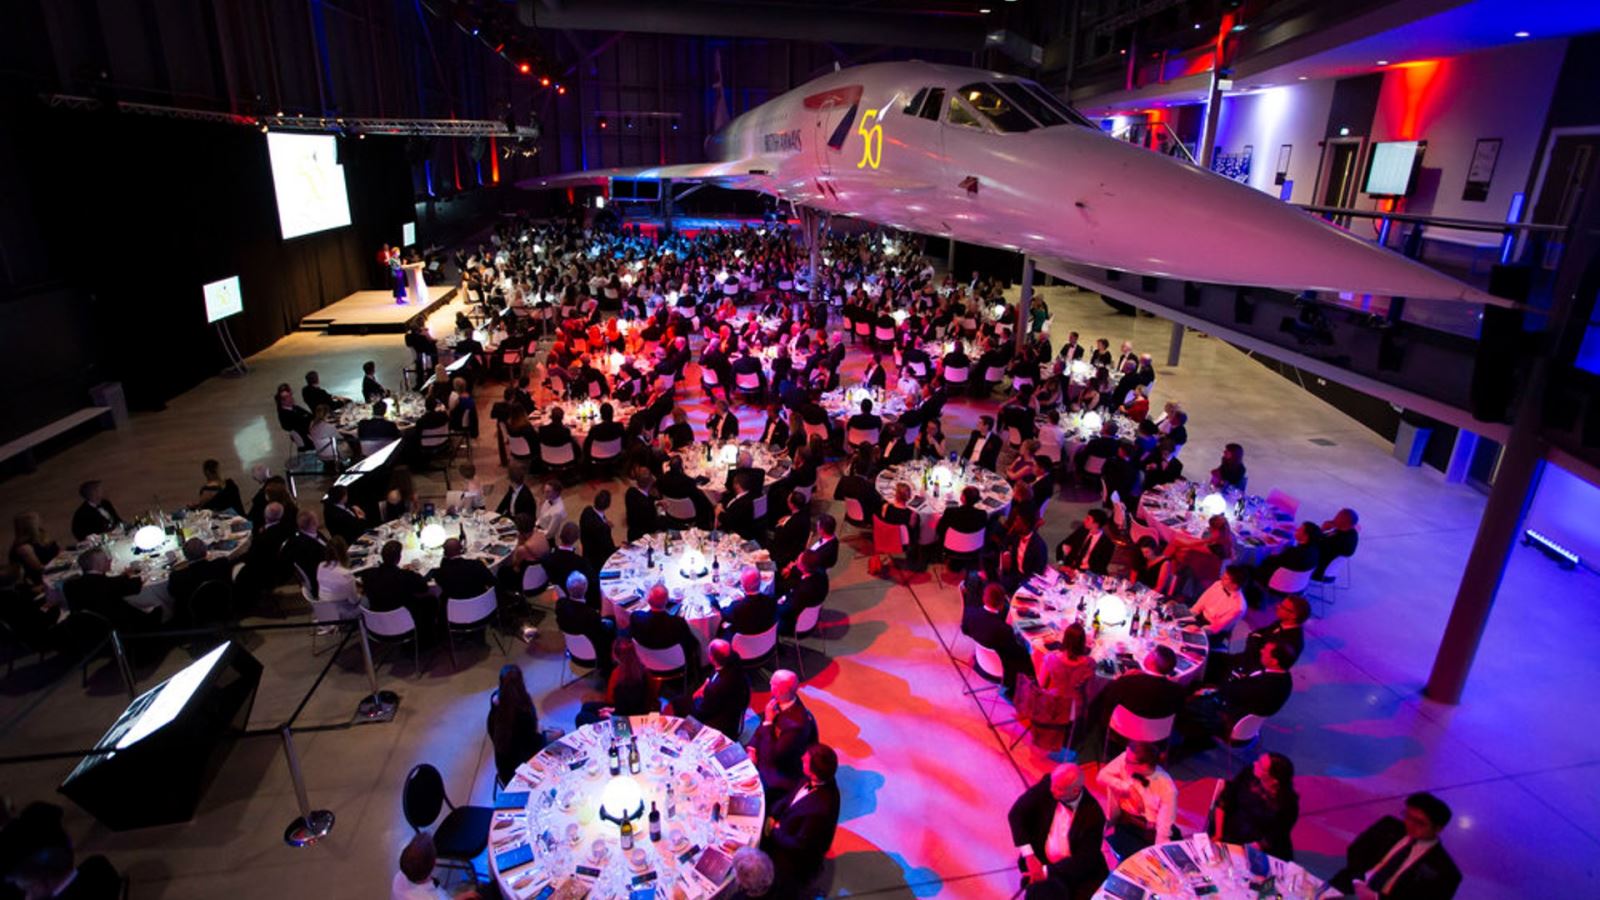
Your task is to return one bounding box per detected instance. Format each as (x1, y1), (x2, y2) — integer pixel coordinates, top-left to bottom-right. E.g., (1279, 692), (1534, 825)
(1309, 554), (1353, 609)
(942, 364), (969, 387)
(635, 642), (688, 687)
(846, 427), (880, 449)
(560, 631), (599, 687)
(700, 366), (723, 399)
(540, 441), (579, 479)
(307, 592), (352, 657)
(803, 421), (831, 446)
(1264, 489), (1301, 518)
(1265, 566), (1314, 598)
(1224, 713), (1270, 774)
(359, 605), (423, 676)
(782, 603), (827, 679)
(732, 624), (780, 674)
(358, 437), (393, 459)
(587, 437), (625, 476)
(1011, 375), (1035, 395)
(660, 495), (698, 527)
(941, 526), (986, 578)
(445, 588), (505, 670)
(735, 370), (764, 401)
(980, 365), (1007, 397)
(402, 763), (492, 885)
(874, 323), (896, 347)
(853, 319), (872, 343)
(958, 316), (979, 337)
(751, 492), (769, 523)
(842, 497), (872, 533)
(1104, 705), (1175, 762)
(959, 642), (1009, 719)
(414, 425), (457, 488)
(870, 516), (911, 583)
(1011, 677), (1081, 753)
(503, 428), (534, 466)
(906, 360), (929, 381)
(587, 380), (604, 400)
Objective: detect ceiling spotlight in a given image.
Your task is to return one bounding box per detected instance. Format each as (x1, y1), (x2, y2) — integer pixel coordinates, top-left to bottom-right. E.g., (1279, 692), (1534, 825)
(1514, 30), (1530, 38)
(518, 62), (531, 74)
(540, 76), (551, 87)
(1194, 23), (1202, 29)
(1297, 75), (1308, 80)
(979, 7), (990, 12)
(556, 85), (566, 95)
(1376, 59), (1389, 65)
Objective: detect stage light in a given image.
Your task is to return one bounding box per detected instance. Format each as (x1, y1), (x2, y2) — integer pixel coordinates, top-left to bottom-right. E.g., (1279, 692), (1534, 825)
(1298, 75), (1308, 81)
(598, 116), (608, 129)
(1376, 60), (1389, 66)
(518, 62), (531, 74)
(540, 76), (551, 87)
(557, 85), (566, 95)
(1514, 30), (1530, 38)
(979, 6), (990, 12)
(1523, 529), (1580, 569)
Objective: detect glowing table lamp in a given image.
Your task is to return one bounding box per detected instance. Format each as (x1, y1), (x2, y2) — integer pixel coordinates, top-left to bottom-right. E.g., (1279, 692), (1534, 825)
(419, 523), (448, 550)
(133, 525), (165, 553)
(599, 776), (644, 824)
(1199, 494), (1228, 518)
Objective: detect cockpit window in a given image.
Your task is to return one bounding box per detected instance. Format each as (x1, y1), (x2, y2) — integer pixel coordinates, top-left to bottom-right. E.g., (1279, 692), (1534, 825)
(904, 88), (929, 117)
(1017, 81), (1097, 129)
(945, 93), (986, 129)
(992, 82), (1068, 128)
(918, 88), (944, 121)
(956, 83), (1038, 132)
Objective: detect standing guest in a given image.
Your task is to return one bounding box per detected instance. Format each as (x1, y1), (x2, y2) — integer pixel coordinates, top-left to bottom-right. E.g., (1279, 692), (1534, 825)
(1330, 793), (1461, 900)
(1007, 763), (1109, 899)
(428, 538), (496, 600)
(192, 459), (245, 515)
(496, 464), (537, 519)
(624, 469), (659, 542)
(361, 361), (387, 403)
(1211, 443), (1248, 491)
(1210, 752), (1300, 861)
(70, 481), (123, 542)
(391, 832), (451, 900)
(485, 664), (545, 788)
(670, 638), (751, 740)
(747, 669), (819, 803)
(535, 480), (569, 541)
(9, 513), (61, 588)
(962, 582), (1035, 694)
(578, 491), (617, 570)
(762, 744), (842, 890)
(1313, 507), (1361, 582)
(1100, 741), (1179, 858)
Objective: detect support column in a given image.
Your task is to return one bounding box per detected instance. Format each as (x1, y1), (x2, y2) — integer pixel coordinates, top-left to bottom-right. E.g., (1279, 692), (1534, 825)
(1016, 255), (1034, 354)
(1166, 321), (1184, 367)
(1444, 429), (1479, 484)
(947, 237), (957, 274)
(803, 207), (821, 304)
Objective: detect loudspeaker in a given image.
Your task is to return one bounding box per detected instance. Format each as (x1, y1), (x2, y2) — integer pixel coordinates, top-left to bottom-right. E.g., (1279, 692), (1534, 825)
(1233, 287), (1255, 325)
(1141, 275), (1159, 292)
(1470, 266), (1532, 422)
(1183, 281), (1201, 307)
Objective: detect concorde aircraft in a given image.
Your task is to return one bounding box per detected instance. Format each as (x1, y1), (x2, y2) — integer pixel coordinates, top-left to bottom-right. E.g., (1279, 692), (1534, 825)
(526, 60), (1507, 306)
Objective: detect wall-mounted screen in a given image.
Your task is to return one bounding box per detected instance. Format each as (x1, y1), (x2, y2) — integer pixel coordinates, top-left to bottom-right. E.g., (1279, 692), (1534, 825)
(266, 132), (352, 239)
(1365, 140), (1425, 196)
(401, 221), (416, 247)
(202, 276), (243, 324)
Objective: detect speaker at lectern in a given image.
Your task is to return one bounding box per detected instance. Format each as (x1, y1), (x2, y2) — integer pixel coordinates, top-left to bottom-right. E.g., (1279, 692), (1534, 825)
(59, 641), (262, 830)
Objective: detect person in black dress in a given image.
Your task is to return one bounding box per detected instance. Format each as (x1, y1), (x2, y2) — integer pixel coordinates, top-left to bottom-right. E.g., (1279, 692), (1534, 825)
(486, 664), (546, 787)
(1209, 752), (1299, 861)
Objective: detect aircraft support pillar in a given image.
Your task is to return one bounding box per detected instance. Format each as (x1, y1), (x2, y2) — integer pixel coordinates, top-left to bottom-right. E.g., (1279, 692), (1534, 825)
(1016, 255), (1034, 354)
(1198, 66), (1224, 169)
(803, 207), (821, 304)
(1166, 321), (1184, 367)
(947, 237), (957, 273)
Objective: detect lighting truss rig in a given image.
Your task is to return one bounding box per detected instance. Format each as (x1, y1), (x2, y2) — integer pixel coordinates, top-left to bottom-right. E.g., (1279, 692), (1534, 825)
(43, 94), (539, 138)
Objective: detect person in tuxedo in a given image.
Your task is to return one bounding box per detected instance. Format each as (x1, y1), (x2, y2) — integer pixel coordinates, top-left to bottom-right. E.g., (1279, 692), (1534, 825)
(1007, 510), (1049, 579)
(1140, 438), (1184, 492)
(1314, 507), (1361, 581)
(1057, 331), (1085, 362)
(758, 402), (790, 448)
(721, 566), (778, 639)
(629, 584), (700, 671)
(321, 486), (366, 544)
(861, 353), (888, 390)
(878, 422), (914, 468)
(1101, 740), (1178, 858)
(405, 322), (438, 373)
(762, 743), (842, 890)
(69, 481), (123, 542)
(935, 485), (991, 548)
(808, 514), (840, 573)
(1056, 509), (1114, 575)
(242, 501), (295, 590)
(1331, 793), (1461, 900)
(1007, 763), (1109, 900)
(671, 638), (750, 739)
(623, 469), (659, 542)
(723, 450), (767, 498)
(1092, 647), (1187, 759)
(664, 409), (696, 450)
(1100, 442), (1139, 504)
(582, 402), (627, 461)
(555, 571), (614, 676)
(165, 538), (232, 619)
(769, 492), (812, 572)
(360, 540), (436, 640)
(962, 582), (1034, 693)
(1213, 594), (1310, 679)
(63, 547), (159, 635)
(776, 549), (828, 635)
(706, 400), (740, 441)
(747, 669), (819, 803)
(962, 415), (1003, 471)
(659, 456), (714, 529)
(717, 473), (762, 541)
(1259, 522), (1322, 581)
(357, 399), (402, 447)
(535, 480), (569, 540)
(360, 360), (387, 402)
(537, 406), (581, 463)
(578, 491), (617, 570)
(1179, 642), (1295, 752)
(302, 370), (341, 413)
(428, 538), (496, 601)
(280, 510), (328, 594)
(496, 465), (538, 519)
(732, 352), (768, 400)
(901, 341), (933, 380)
(544, 523), (595, 606)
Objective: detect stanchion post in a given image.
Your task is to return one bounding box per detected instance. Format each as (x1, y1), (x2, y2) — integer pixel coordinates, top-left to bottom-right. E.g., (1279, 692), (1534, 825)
(354, 617), (399, 722)
(109, 630), (136, 699)
(280, 726), (335, 847)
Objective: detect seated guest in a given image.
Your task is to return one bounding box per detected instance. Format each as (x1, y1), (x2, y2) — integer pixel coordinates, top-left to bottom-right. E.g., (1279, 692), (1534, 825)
(0, 564), (61, 649)
(323, 485), (367, 544)
(535, 480), (569, 540)
(730, 847), (775, 899)
(1314, 507), (1360, 581)
(808, 514), (840, 573)
(167, 538), (231, 617)
(428, 538), (496, 600)
(706, 400), (740, 441)
(659, 456), (714, 528)
(244, 501), (295, 588)
(722, 567), (777, 638)
(664, 408), (695, 449)
(777, 549), (829, 635)
(192, 459), (245, 515)
(878, 422), (914, 468)
(496, 464), (538, 519)
(1100, 741), (1178, 859)
(962, 582), (1035, 694)
(747, 669), (819, 803)
(1179, 642), (1295, 751)
(769, 491), (812, 572)
(575, 635), (660, 725)
(302, 369), (340, 412)
(485, 663), (546, 788)
(537, 407), (581, 461)
(315, 537), (362, 621)
(717, 473), (762, 541)
(1056, 509), (1113, 575)
(847, 398), (882, 439)
(1210, 752), (1299, 862)
(281, 510), (328, 593)
(758, 402), (790, 447)
(63, 548), (158, 635)
(936, 486), (990, 545)
(624, 469), (659, 542)
(1333, 794), (1461, 900)
(1190, 564), (1250, 643)
(361, 360), (387, 402)
(629, 583), (700, 669)
(275, 383), (314, 448)
(762, 743), (842, 890)
(582, 402), (627, 460)
(358, 400), (403, 446)
(9, 513), (61, 588)
(724, 449), (767, 497)
(862, 353), (888, 389)
(1154, 515), (1235, 596)
(578, 490), (617, 570)
(1213, 594), (1310, 680)
(1007, 763), (1109, 900)
(391, 832), (451, 900)
(1259, 522), (1322, 581)
(962, 415), (1003, 471)
(671, 638), (751, 740)
(1094, 647), (1186, 755)
(70, 480), (123, 542)
(360, 540), (435, 638)
(1140, 438), (1184, 492)
(1007, 509), (1049, 579)
(1211, 442), (1247, 491)
(544, 523), (595, 605)
(1036, 622), (1095, 710)
(556, 572), (614, 674)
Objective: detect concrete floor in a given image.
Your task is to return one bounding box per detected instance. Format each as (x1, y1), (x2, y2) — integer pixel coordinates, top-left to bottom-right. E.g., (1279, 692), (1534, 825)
(1, 283), (1596, 898)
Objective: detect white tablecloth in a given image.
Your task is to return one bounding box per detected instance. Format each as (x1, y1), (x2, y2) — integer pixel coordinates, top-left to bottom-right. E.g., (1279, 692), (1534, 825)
(875, 460), (1012, 546)
(820, 385), (910, 422)
(1093, 837), (1324, 900)
(598, 529), (775, 661)
(336, 392), (426, 437)
(539, 398), (640, 445)
(492, 715), (765, 900)
(1138, 481), (1295, 568)
(348, 509), (517, 574)
(43, 510), (252, 619)
(679, 442), (786, 505)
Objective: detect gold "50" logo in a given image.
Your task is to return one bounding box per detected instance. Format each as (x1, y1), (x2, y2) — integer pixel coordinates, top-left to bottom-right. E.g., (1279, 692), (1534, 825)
(856, 108), (883, 169)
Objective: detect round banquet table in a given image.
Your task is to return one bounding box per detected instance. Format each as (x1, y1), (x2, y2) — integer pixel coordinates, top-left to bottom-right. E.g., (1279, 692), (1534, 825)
(347, 509), (518, 575)
(875, 460), (1013, 546)
(492, 715), (765, 900)
(336, 392), (426, 437)
(679, 441), (787, 505)
(539, 398), (641, 445)
(42, 510), (252, 620)
(598, 529), (775, 662)
(820, 385), (910, 423)
(1057, 410), (1140, 464)
(1094, 837), (1325, 900)
(1138, 481), (1295, 568)
(1007, 569), (1208, 690)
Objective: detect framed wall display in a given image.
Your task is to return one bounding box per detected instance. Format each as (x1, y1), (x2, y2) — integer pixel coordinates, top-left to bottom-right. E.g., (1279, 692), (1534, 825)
(1275, 144), (1293, 185)
(1463, 138), (1501, 202)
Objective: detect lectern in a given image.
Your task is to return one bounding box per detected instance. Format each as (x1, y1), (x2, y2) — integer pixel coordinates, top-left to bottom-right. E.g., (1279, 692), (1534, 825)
(403, 261), (428, 304)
